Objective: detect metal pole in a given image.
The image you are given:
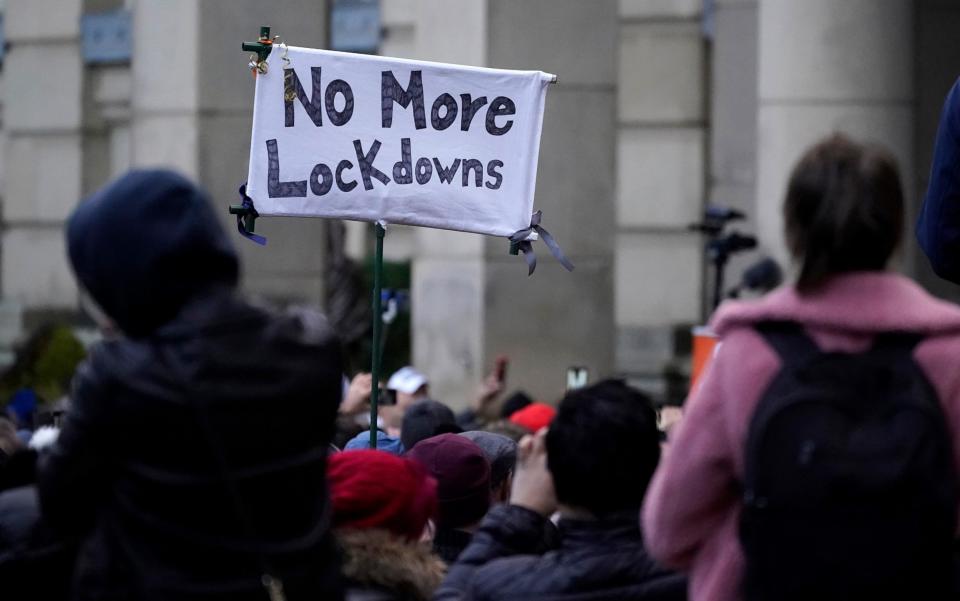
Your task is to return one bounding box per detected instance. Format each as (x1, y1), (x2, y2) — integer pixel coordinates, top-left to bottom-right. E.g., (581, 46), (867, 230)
(712, 254), (726, 312)
(369, 223), (386, 448)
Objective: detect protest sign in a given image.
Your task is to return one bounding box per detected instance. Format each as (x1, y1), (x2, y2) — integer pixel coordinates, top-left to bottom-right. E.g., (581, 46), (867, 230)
(244, 45), (554, 238)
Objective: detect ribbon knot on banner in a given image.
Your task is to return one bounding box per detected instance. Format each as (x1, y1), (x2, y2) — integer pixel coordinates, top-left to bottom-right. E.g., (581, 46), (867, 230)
(231, 184), (267, 246)
(509, 211), (575, 276)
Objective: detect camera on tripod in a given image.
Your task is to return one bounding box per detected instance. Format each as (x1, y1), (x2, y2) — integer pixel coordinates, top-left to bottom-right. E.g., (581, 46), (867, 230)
(690, 205), (775, 311)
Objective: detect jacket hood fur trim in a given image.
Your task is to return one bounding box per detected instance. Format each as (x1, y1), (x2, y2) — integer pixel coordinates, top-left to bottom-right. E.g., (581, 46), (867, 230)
(338, 528), (445, 601)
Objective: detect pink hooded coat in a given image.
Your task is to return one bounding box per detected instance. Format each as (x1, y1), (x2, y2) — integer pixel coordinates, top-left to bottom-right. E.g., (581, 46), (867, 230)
(641, 272), (960, 601)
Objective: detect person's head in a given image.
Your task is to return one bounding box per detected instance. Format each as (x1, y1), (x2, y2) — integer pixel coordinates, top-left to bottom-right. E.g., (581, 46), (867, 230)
(407, 433), (491, 530)
(327, 449), (437, 541)
(784, 133), (904, 293)
(401, 400), (461, 450)
(509, 402), (556, 434)
(482, 419), (530, 442)
(546, 379), (660, 517)
(67, 170), (239, 337)
(459, 431), (517, 504)
(499, 391), (533, 419)
(387, 367), (430, 410)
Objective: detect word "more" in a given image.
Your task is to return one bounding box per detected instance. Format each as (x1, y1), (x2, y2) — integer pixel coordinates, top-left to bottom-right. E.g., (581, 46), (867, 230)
(283, 68), (518, 136)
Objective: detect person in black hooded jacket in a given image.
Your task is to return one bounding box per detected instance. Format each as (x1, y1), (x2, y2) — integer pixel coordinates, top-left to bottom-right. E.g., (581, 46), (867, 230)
(434, 380), (686, 601)
(37, 170), (345, 601)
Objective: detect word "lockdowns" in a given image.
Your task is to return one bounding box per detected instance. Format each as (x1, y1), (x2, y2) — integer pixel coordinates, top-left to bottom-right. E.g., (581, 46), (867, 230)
(266, 68), (515, 198)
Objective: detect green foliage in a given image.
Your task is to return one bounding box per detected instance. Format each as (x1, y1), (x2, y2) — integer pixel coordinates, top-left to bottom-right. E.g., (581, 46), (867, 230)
(0, 324), (86, 406)
(357, 254), (411, 378)
(31, 326), (86, 402)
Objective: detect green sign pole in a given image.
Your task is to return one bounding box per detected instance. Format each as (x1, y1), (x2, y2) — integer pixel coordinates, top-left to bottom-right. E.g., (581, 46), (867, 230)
(368, 223), (386, 449)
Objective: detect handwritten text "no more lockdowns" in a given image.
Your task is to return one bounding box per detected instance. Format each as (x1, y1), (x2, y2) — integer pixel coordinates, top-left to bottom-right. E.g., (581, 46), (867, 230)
(266, 68), (517, 198)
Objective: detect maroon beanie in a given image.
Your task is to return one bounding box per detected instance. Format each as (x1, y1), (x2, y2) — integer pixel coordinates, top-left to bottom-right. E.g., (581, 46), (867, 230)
(407, 433), (491, 528)
(327, 450), (438, 540)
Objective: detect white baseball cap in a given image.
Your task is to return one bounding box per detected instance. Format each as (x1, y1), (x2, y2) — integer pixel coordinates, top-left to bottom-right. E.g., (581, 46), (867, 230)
(386, 366), (428, 394)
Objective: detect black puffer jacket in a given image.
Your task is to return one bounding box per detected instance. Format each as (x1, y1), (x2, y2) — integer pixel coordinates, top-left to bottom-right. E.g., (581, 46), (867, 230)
(37, 170), (345, 601)
(434, 505), (687, 601)
(0, 485), (76, 601)
(433, 527), (474, 564)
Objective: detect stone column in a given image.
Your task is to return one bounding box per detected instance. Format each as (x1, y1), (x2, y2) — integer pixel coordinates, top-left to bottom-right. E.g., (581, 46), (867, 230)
(615, 0), (707, 391)
(411, 0), (618, 406)
(710, 0), (757, 212)
(483, 0), (617, 402)
(129, 0), (329, 304)
(2, 0), (84, 311)
(755, 0), (914, 269)
(410, 0), (489, 407)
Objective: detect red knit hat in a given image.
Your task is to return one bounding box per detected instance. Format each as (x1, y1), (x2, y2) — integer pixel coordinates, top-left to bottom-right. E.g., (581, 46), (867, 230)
(509, 402), (556, 433)
(327, 450), (438, 540)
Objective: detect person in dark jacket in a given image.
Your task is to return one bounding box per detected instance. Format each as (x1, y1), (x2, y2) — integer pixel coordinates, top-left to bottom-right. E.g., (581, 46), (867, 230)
(407, 434), (491, 564)
(328, 449), (444, 601)
(918, 76), (960, 282)
(37, 170), (345, 601)
(0, 485), (76, 601)
(434, 380), (686, 601)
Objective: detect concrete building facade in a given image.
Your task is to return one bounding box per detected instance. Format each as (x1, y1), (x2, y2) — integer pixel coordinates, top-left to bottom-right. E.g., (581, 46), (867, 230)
(1, 0), (959, 406)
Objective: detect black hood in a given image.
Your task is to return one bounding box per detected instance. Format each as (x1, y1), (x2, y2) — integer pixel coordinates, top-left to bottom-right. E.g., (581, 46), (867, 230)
(67, 170), (239, 337)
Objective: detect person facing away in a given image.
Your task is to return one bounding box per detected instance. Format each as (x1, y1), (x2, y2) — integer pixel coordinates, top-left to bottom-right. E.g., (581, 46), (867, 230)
(401, 399), (462, 452)
(406, 433), (491, 564)
(37, 170), (345, 601)
(327, 449), (445, 601)
(643, 134), (960, 601)
(458, 431), (517, 504)
(434, 379), (687, 601)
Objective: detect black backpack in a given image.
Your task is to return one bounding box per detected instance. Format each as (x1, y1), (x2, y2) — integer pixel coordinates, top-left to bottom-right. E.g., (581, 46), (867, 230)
(740, 321), (957, 601)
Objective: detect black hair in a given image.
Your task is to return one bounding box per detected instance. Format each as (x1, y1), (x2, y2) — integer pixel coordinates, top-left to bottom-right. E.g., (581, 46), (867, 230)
(546, 379), (660, 516)
(500, 391), (533, 418)
(400, 399), (460, 450)
(784, 133), (904, 292)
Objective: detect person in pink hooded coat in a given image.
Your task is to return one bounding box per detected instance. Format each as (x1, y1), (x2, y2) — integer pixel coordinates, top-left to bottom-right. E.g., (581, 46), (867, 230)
(642, 133), (960, 601)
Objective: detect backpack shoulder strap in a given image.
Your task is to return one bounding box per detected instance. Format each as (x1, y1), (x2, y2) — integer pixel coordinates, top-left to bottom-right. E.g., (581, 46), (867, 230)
(754, 320), (820, 364)
(870, 331), (924, 360)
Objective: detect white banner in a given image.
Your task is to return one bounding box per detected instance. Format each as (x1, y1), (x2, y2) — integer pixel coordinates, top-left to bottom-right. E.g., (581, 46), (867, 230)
(245, 46), (554, 238)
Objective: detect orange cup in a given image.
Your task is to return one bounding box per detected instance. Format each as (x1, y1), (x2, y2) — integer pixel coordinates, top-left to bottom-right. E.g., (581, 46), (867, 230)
(690, 326), (718, 393)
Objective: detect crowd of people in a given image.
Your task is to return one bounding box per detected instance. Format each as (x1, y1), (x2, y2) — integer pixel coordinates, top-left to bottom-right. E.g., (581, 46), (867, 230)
(5, 79), (960, 601)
